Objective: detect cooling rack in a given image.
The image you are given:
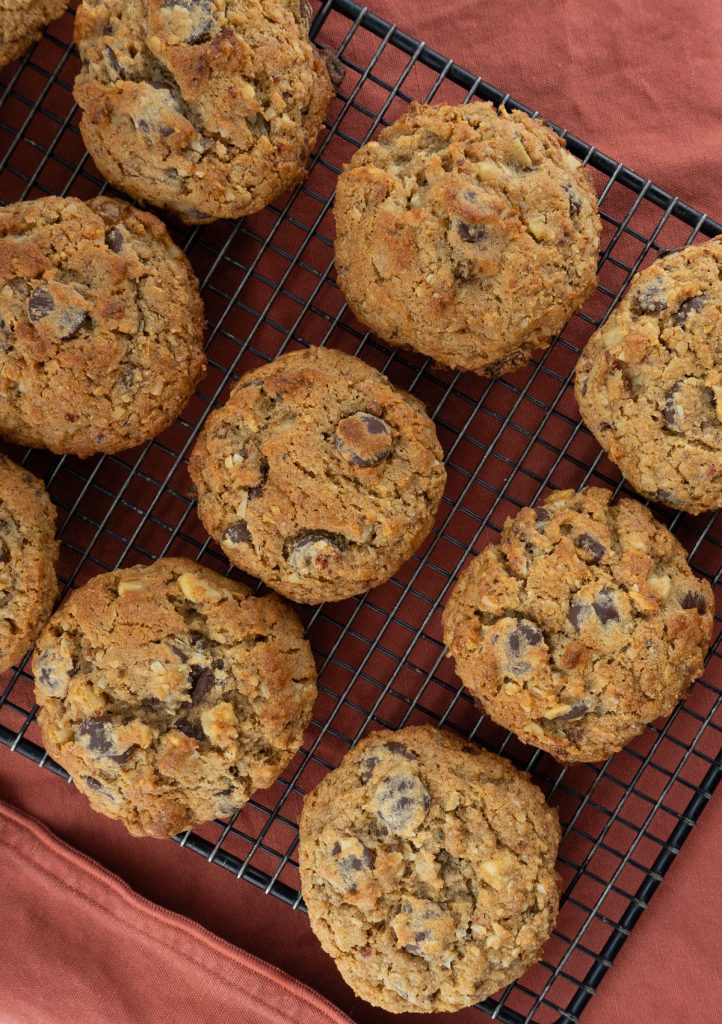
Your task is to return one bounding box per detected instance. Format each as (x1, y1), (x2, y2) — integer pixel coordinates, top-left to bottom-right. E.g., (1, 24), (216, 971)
(1, 2), (721, 1022)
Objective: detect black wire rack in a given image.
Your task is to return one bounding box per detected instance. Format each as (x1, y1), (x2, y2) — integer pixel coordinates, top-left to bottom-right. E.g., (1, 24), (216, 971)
(1, 3), (721, 1022)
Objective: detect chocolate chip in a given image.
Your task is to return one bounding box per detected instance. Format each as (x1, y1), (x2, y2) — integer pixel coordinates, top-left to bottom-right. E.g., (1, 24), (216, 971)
(576, 533), (605, 562)
(37, 665), (61, 691)
(359, 755), (380, 783)
(568, 600), (589, 632)
(224, 521), (251, 545)
(248, 458), (269, 500)
(176, 717), (204, 741)
(563, 182), (582, 218)
(457, 221), (486, 243)
(656, 488), (679, 506)
(508, 620), (543, 656)
(373, 773), (430, 835)
(77, 717), (116, 757)
(680, 591), (708, 614)
(383, 741), (415, 759)
(85, 776), (103, 791)
(28, 285), (54, 322)
(189, 665), (214, 704)
(161, 0), (213, 43)
(335, 412), (393, 467)
(332, 843), (376, 892)
(664, 381), (683, 427)
(631, 281), (667, 315)
(171, 645), (188, 663)
(592, 587), (620, 625)
(0, 539), (9, 564)
(321, 47), (346, 87)
(103, 44), (125, 77)
(673, 294), (706, 328)
(105, 227), (124, 252)
(557, 701), (588, 721)
(56, 306), (89, 340)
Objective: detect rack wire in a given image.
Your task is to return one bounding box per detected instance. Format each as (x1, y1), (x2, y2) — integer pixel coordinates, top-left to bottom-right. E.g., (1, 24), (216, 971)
(1, 2), (721, 1021)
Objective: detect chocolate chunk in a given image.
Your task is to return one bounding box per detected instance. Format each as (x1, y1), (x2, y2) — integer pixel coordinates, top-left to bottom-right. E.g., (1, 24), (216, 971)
(321, 47), (346, 87)
(56, 306), (89, 340)
(28, 285), (54, 322)
(383, 741), (415, 759)
(563, 182), (582, 218)
(332, 842), (376, 892)
(287, 530), (348, 573)
(105, 227), (124, 252)
(189, 665), (214, 704)
(248, 458), (269, 500)
(335, 412), (393, 467)
(171, 644), (188, 663)
(680, 591), (708, 614)
(631, 281), (667, 315)
(576, 533), (605, 562)
(359, 754), (381, 783)
(176, 717), (204, 741)
(568, 600), (589, 632)
(224, 521), (251, 545)
(77, 717), (116, 757)
(373, 773), (430, 835)
(37, 664), (61, 692)
(656, 488), (679, 506)
(457, 221), (486, 243)
(103, 44), (125, 77)
(557, 701), (588, 721)
(84, 776), (103, 791)
(161, 0), (214, 44)
(592, 587), (620, 624)
(0, 539), (9, 564)
(534, 507), (551, 529)
(664, 381), (683, 427)
(673, 294), (706, 328)
(508, 620), (543, 656)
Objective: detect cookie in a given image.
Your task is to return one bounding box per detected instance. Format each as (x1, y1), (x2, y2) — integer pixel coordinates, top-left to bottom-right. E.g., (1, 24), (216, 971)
(575, 238), (722, 515)
(189, 347), (446, 604)
(0, 0), (67, 69)
(299, 725), (561, 1013)
(34, 557), (317, 838)
(334, 101), (601, 376)
(73, 0), (336, 224)
(0, 455), (58, 674)
(0, 195), (206, 457)
(443, 488), (713, 763)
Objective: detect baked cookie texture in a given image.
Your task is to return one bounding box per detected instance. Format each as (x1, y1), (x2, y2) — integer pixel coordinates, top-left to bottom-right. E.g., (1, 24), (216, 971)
(0, 195), (206, 457)
(73, 0), (335, 224)
(0, 455), (58, 674)
(299, 725), (561, 1013)
(576, 238), (722, 515)
(34, 558), (317, 838)
(334, 101), (601, 376)
(0, 0), (67, 69)
(443, 488), (713, 763)
(189, 346), (447, 604)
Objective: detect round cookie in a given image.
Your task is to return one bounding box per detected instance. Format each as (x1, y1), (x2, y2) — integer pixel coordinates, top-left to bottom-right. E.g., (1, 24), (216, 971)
(34, 557), (317, 838)
(189, 346), (447, 604)
(299, 725), (561, 1014)
(73, 0), (336, 224)
(0, 195), (206, 456)
(442, 488), (713, 763)
(0, 455), (58, 673)
(0, 0), (67, 69)
(334, 101), (601, 376)
(575, 237), (722, 515)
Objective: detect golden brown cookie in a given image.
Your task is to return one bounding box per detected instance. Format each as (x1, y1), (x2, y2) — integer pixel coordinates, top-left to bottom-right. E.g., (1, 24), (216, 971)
(575, 237), (722, 514)
(334, 101), (601, 376)
(443, 488), (713, 763)
(0, 195), (206, 456)
(189, 346), (447, 604)
(299, 725), (561, 1013)
(34, 558), (317, 838)
(0, 0), (67, 69)
(0, 455), (58, 674)
(73, 0), (336, 224)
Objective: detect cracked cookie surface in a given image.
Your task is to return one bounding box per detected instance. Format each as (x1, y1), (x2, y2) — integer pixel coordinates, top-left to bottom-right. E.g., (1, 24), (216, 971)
(73, 0), (335, 224)
(0, 0), (67, 68)
(34, 557), (317, 838)
(189, 346), (447, 604)
(299, 725), (561, 1013)
(334, 101), (601, 376)
(0, 455), (58, 674)
(0, 195), (206, 456)
(442, 488), (713, 763)
(575, 237), (722, 514)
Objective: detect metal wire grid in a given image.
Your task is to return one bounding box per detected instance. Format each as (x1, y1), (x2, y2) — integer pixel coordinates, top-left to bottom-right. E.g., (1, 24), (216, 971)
(0, 2), (721, 1021)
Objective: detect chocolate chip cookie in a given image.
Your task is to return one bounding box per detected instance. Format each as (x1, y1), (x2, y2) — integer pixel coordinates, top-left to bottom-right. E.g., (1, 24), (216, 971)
(299, 725), (561, 1013)
(0, 0), (67, 69)
(0, 195), (206, 456)
(189, 346), (446, 604)
(576, 238), (722, 514)
(73, 0), (336, 224)
(0, 455), (58, 674)
(334, 101), (601, 376)
(443, 488), (713, 763)
(34, 558), (317, 838)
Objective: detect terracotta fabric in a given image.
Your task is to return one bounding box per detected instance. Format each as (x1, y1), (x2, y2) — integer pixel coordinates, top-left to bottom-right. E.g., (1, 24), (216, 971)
(1, 2), (721, 1024)
(0, 795), (353, 1024)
